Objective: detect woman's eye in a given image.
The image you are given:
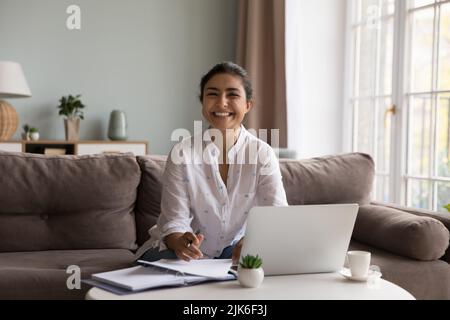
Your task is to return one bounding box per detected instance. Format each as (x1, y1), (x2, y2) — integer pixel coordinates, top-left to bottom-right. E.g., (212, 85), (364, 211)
(229, 93), (239, 97)
(207, 93), (218, 96)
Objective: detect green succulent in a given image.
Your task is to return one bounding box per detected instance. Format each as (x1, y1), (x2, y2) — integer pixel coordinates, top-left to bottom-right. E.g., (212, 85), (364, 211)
(29, 127), (38, 133)
(444, 204), (450, 213)
(239, 254), (263, 269)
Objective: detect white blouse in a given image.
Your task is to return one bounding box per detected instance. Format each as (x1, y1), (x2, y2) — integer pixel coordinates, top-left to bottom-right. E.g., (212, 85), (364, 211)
(136, 126), (288, 259)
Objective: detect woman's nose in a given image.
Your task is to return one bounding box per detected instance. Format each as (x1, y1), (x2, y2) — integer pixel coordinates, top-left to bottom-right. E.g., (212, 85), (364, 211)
(217, 94), (228, 107)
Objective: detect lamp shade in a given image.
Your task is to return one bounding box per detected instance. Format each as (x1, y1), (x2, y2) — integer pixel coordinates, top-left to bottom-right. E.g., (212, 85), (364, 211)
(0, 61), (32, 98)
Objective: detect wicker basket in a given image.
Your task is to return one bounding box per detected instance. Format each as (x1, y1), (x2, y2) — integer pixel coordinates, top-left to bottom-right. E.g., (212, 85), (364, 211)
(0, 100), (18, 141)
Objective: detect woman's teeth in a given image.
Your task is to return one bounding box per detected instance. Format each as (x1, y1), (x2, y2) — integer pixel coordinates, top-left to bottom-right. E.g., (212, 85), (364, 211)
(213, 112), (233, 117)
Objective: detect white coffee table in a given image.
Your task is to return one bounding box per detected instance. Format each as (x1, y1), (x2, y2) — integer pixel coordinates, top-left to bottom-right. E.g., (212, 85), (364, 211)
(86, 272), (415, 300)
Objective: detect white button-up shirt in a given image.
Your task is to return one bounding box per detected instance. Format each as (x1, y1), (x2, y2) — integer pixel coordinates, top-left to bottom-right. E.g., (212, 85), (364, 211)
(136, 126), (288, 259)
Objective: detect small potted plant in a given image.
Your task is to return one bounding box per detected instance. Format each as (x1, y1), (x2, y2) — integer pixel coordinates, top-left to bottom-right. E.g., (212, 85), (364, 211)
(29, 127), (39, 141)
(238, 254), (264, 288)
(57, 94), (86, 141)
(22, 124), (30, 141)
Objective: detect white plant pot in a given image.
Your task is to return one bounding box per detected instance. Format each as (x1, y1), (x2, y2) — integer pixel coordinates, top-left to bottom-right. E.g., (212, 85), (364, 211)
(238, 267), (264, 288)
(30, 132), (40, 141)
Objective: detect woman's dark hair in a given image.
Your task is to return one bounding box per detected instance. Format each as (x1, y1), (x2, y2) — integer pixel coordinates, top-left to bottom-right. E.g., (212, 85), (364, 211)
(199, 61), (253, 102)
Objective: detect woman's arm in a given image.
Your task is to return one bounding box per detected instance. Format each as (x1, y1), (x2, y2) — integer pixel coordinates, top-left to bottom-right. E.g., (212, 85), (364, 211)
(157, 151), (204, 260)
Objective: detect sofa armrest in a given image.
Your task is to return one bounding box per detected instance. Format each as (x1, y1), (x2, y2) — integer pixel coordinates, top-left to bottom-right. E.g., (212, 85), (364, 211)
(353, 204), (450, 261)
(371, 201), (450, 263)
(371, 201), (450, 231)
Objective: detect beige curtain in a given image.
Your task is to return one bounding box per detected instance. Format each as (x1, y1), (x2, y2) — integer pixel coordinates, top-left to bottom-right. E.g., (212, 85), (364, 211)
(236, 0), (287, 148)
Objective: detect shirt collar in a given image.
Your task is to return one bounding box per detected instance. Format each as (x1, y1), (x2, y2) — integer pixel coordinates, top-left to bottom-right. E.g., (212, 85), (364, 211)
(203, 124), (247, 160)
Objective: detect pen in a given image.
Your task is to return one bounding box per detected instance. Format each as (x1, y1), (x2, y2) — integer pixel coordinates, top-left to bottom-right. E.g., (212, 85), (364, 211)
(187, 230), (201, 248)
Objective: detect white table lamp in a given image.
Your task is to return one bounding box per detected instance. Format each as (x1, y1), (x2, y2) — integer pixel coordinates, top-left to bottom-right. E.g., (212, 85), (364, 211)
(0, 61), (32, 141)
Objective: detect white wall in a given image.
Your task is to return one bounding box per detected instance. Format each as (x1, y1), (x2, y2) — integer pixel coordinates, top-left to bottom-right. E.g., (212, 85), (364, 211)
(0, 0), (237, 155)
(286, 0), (347, 159)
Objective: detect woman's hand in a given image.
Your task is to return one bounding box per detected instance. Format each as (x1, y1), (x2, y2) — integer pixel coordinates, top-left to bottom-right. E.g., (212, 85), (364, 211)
(231, 237), (244, 265)
(164, 232), (204, 262)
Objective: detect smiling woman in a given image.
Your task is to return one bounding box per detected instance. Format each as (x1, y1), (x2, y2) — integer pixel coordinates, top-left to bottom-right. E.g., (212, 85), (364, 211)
(135, 61), (288, 264)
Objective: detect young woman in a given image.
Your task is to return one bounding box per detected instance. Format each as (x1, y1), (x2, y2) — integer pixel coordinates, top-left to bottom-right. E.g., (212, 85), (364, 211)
(137, 62), (288, 263)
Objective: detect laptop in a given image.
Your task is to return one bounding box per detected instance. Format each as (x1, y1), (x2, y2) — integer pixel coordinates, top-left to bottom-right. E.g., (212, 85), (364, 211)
(240, 204), (359, 276)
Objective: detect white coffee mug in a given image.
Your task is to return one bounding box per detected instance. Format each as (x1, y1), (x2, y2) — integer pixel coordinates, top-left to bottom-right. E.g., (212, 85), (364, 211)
(347, 251), (371, 278)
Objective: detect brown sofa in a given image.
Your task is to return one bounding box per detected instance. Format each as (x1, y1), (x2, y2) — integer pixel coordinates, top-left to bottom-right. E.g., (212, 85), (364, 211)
(0, 151), (449, 300)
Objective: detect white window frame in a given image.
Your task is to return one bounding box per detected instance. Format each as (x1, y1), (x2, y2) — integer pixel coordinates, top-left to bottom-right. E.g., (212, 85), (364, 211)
(343, 0), (450, 209)
(343, 0), (401, 204)
(391, 0), (407, 205)
(403, 0), (450, 211)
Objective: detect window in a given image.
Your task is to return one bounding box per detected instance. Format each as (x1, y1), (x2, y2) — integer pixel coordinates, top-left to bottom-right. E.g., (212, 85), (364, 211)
(346, 0), (450, 212)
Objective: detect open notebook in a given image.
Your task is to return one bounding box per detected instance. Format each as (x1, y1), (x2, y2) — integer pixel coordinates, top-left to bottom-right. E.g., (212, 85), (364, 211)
(84, 259), (236, 294)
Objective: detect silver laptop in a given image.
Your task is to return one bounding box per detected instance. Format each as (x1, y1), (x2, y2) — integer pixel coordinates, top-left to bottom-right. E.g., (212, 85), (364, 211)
(240, 204), (359, 276)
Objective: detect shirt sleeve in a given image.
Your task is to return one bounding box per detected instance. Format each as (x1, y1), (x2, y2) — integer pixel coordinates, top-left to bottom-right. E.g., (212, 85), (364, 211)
(255, 147), (289, 207)
(157, 149), (193, 242)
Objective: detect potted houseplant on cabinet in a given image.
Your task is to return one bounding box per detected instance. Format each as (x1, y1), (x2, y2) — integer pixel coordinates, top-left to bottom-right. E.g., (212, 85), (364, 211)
(238, 254), (264, 288)
(22, 124), (30, 141)
(29, 127), (39, 141)
(57, 94), (86, 141)
(22, 124), (39, 141)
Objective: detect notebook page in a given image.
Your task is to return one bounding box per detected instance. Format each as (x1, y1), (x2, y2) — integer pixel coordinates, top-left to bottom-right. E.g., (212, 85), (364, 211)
(92, 266), (188, 291)
(138, 259), (232, 278)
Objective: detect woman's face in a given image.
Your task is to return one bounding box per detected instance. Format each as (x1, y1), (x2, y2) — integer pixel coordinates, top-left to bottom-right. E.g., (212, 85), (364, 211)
(202, 73), (252, 131)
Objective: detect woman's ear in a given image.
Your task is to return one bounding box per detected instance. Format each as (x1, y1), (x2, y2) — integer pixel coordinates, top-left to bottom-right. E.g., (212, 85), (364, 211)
(245, 100), (253, 113)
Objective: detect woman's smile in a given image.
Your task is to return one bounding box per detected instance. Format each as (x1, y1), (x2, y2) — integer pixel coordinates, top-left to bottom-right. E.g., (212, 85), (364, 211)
(212, 111), (235, 118)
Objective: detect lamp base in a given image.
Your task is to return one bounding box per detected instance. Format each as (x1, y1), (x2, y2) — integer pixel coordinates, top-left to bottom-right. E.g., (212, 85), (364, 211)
(0, 100), (18, 141)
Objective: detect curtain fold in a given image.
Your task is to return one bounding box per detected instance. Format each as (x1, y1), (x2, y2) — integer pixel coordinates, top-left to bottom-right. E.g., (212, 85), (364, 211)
(236, 0), (287, 148)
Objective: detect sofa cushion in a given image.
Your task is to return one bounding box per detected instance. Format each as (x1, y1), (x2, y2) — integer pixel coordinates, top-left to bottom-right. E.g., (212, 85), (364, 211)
(135, 155), (167, 246)
(353, 205), (450, 261)
(371, 201), (450, 262)
(0, 249), (135, 299)
(349, 241), (450, 300)
(280, 152), (374, 205)
(371, 200), (450, 234)
(0, 152), (140, 252)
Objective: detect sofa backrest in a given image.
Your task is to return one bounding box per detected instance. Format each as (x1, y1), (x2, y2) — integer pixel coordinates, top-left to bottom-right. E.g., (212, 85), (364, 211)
(0, 151), (140, 252)
(135, 152), (374, 246)
(135, 155), (167, 246)
(279, 152), (374, 205)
